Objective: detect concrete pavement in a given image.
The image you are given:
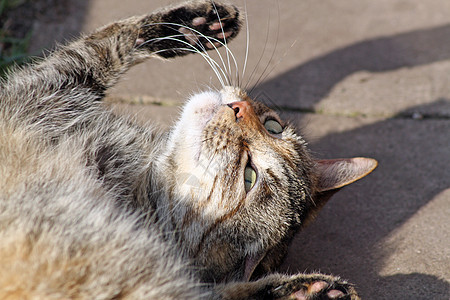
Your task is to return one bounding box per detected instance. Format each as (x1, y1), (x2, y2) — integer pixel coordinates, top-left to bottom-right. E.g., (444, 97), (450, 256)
(18, 0), (450, 298)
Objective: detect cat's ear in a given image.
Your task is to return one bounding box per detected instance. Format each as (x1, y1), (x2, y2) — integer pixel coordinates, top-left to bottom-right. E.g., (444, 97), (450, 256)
(315, 157), (378, 192)
(302, 157), (377, 226)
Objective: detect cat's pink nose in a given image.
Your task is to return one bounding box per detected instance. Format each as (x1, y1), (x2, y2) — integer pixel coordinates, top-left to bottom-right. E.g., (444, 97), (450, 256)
(227, 101), (254, 119)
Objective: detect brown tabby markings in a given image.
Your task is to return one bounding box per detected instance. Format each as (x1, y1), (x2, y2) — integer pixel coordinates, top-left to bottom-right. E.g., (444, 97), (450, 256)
(0, 1), (377, 299)
(266, 168), (282, 186)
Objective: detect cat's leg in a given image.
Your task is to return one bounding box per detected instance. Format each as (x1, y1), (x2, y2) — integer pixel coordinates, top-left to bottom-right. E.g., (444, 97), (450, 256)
(65, 0), (241, 89)
(134, 1), (241, 59)
(216, 273), (359, 300)
(1, 1), (240, 136)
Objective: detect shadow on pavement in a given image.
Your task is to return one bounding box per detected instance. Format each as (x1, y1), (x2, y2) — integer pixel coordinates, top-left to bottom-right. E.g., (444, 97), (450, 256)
(4, 0), (89, 54)
(252, 23), (450, 299)
(253, 24), (450, 110)
(281, 100), (449, 298)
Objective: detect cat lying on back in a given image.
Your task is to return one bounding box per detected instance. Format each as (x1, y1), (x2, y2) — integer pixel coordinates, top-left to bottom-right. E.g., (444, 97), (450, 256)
(0, 1), (377, 299)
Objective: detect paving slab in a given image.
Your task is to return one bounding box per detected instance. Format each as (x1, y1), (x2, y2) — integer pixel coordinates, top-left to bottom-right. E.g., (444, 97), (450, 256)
(23, 0), (450, 117)
(23, 0), (89, 54)
(280, 112), (450, 299)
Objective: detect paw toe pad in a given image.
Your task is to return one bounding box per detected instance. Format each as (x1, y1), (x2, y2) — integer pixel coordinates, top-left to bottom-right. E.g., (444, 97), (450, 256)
(292, 280), (348, 299)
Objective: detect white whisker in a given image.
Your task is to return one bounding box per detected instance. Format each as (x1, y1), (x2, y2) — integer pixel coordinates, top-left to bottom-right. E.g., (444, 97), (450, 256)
(150, 45), (226, 87)
(243, 6), (272, 91)
(143, 22), (239, 87)
(142, 34), (227, 87)
(141, 22), (228, 69)
(255, 40), (297, 95)
(250, 0), (280, 94)
(138, 31), (223, 75)
(211, 1), (233, 85)
(241, 0), (250, 88)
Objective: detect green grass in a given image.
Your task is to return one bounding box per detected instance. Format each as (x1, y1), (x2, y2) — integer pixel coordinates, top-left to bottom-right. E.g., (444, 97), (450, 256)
(0, 0), (30, 77)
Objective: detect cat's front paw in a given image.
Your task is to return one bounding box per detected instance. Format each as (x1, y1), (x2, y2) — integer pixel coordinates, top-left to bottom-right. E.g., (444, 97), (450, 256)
(138, 1), (241, 58)
(270, 273), (360, 300)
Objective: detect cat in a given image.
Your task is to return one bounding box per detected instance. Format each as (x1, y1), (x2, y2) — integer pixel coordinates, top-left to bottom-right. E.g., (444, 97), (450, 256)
(0, 1), (377, 299)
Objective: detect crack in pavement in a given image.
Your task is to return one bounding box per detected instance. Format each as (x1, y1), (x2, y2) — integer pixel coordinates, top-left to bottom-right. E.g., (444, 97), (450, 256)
(105, 96), (450, 120)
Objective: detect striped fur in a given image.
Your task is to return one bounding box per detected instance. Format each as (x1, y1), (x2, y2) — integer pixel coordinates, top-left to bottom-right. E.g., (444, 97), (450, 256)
(0, 1), (362, 299)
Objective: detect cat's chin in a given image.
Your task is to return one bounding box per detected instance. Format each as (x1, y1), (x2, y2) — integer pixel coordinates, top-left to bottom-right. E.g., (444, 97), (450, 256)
(160, 86), (244, 197)
(182, 86), (243, 130)
(169, 86), (243, 159)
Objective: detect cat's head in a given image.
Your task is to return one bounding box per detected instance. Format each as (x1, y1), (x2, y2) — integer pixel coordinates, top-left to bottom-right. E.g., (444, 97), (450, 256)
(158, 86), (377, 282)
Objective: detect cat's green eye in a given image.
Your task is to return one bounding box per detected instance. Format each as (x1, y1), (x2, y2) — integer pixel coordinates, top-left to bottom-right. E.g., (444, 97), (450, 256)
(264, 119), (283, 134)
(244, 165), (257, 192)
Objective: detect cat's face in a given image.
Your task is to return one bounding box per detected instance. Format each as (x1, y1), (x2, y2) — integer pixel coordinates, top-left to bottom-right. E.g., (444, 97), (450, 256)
(159, 86), (376, 283)
(159, 86), (317, 282)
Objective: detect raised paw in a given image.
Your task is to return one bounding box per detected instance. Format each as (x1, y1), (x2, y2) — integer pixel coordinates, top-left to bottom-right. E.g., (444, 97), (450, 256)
(137, 1), (241, 58)
(177, 4), (239, 50)
(178, 16), (235, 49)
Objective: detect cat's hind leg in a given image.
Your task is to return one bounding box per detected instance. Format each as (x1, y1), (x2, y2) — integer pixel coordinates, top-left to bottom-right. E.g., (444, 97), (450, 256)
(269, 273), (359, 300)
(217, 273), (360, 300)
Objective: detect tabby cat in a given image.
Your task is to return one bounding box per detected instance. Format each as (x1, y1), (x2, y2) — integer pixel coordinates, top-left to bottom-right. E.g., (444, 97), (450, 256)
(0, 1), (377, 299)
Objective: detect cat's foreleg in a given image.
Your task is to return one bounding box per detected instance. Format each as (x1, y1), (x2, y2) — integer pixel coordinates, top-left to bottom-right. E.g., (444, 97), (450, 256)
(216, 273), (360, 300)
(2, 1), (240, 132)
(55, 0), (241, 92)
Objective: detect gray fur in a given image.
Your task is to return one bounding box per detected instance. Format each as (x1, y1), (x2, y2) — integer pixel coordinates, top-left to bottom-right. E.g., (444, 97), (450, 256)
(0, 1), (370, 299)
